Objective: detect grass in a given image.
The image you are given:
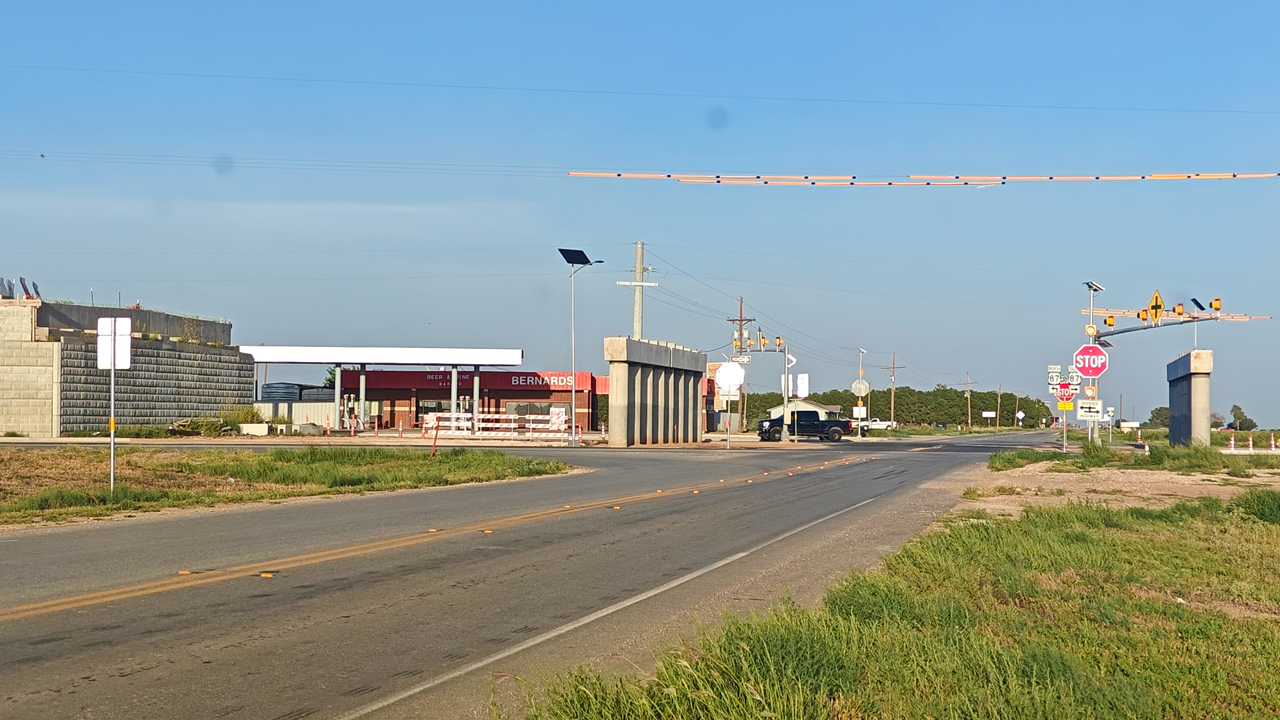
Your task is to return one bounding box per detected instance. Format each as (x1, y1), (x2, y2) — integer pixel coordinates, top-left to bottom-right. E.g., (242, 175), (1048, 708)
(989, 441), (1280, 477)
(0, 447), (570, 523)
(870, 425), (1042, 439)
(988, 448), (1068, 471)
(523, 495), (1280, 720)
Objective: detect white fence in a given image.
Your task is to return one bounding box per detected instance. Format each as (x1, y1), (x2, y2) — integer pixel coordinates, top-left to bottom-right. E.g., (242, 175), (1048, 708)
(421, 412), (568, 439)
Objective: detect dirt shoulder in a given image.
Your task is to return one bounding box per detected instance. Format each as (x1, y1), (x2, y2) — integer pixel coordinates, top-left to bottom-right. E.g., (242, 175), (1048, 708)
(957, 460), (1280, 519)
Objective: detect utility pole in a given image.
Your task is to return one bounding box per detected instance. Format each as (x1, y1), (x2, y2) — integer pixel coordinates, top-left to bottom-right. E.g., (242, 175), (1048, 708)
(996, 383), (1002, 429)
(881, 353), (904, 428)
(725, 297), (755, 432)
(964, 373), (973, 429)
(615, 241), (657, 339)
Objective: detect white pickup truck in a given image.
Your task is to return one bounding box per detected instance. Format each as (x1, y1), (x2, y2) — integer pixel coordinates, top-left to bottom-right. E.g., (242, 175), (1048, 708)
(861, 418), (898, 431)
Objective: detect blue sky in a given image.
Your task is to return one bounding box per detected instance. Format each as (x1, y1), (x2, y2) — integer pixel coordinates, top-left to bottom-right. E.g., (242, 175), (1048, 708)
(3, 2), (1279, 423)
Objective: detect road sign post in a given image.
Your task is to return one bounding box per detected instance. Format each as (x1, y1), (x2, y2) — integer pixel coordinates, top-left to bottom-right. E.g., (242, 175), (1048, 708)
(97, 318), (132, 495)
(715, 361), (745, 449)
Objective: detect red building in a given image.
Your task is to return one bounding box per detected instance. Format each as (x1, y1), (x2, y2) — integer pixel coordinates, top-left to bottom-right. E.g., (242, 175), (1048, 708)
(341, 370), (603, 430)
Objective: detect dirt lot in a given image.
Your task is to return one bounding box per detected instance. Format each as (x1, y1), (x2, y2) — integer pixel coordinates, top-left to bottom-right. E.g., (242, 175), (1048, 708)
(958, 460), (1280, 518)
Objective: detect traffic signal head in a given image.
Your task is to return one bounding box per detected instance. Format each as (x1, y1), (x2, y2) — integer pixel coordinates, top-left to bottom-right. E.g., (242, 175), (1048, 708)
(1138, 309), (1149, 322)
(733, 339), (741, 348)
(745, 337), (754, 347)
(775, 336), (783, 347)
(1105, 315), (1115, 328)
(1211, 297), (1222, 311)
(1174, 302), (1184, 315)
(760, 335), (770, 346)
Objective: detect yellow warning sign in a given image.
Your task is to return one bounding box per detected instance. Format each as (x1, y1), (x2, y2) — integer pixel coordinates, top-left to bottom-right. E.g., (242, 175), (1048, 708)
(1149, 289), (1164, 325)
(1058, 401), (1074, 411)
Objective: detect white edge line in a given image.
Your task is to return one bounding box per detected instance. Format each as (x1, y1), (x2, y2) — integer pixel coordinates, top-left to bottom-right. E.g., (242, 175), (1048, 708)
(337, 493), (882, 719)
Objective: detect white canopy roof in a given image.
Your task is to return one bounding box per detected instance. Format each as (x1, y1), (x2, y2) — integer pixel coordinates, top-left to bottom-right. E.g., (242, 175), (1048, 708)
(242, 346), (523, 367)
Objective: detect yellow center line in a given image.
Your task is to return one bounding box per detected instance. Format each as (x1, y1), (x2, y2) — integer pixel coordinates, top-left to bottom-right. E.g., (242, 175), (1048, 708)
(0, 454), (875, 623)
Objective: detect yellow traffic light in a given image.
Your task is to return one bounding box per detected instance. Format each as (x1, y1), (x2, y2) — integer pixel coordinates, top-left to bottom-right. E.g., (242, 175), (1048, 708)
(1174, 302), (1184, 315)
(760, 335), (770, 346)
(775, 337), (783, 347)
(1138, 309), (1149, 322)
(746, 337), (754, 347)
(733, 339), (741, 348)
(1105, 315), (1115, 328)
(1211, 297), (1222, 311)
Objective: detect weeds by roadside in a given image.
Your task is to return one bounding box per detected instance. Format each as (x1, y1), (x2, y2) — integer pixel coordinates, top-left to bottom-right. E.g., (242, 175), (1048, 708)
(524, 495), (1280, 719)
(0, 447), (570, 523)
(990, 441), (1280, 477)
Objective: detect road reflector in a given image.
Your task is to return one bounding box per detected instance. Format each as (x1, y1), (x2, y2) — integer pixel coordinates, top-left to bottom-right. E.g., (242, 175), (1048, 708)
(692, 490), (699, 494)
(177, 570), (191, 575)
(656, 489), (662, 493)
(428, 528), (438, 532)
(483, 530), (493, 534)
(613, 506), (621, 510)
(719, 479), (724, 482)
(259, 573), (274, 578)
(788, 472), (794, 476)
(746, 479), (753, 483)
(564, 505), (571, 508)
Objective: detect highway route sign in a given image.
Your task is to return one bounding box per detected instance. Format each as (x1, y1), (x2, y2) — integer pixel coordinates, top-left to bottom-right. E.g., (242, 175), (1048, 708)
(1073, 345), (1108, 378)
(851, 379), (870, 397)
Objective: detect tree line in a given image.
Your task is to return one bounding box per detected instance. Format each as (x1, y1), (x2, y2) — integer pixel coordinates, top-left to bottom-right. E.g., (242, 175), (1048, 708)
(740, 385), (1054, 427)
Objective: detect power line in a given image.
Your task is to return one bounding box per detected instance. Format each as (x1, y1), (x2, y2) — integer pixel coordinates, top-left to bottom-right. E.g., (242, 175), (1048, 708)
(4, 63), (1277, 116)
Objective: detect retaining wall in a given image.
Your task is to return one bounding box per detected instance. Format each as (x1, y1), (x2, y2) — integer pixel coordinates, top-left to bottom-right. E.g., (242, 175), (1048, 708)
(60, 338), (255, 432)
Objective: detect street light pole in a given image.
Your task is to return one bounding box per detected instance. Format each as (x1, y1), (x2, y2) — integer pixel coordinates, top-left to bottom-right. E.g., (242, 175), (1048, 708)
(559, 249), (603, 447)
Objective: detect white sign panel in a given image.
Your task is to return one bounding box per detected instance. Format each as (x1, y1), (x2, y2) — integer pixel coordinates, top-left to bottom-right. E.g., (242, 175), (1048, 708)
(1076, 399), (1103, 421)
(852, 406), (868, 419)
(796, 373), (810, 399)
(981, 411), (996, 418)
(96, 317), (132, 370)
(714, 361), (745, 392)
(1015, 410), (1026, 420)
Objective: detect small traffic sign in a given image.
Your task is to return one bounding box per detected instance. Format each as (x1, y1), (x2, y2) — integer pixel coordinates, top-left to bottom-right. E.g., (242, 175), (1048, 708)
(1149, 289), (1165, 324)
(1054, 383), (1077, 402)
(1076, 399), (1103, 421)
(1083, 385), (1097, 399)
(851, 379), (870, 397)
(1058, 401), (1074, 411)
(1015, 410), (1026, 420)
(1073, 344), (1109, 378)
(730, 355), (752, 364)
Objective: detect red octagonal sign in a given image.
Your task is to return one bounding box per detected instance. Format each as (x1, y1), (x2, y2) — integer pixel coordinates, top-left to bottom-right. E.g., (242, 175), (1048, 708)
(1074, 344), (1109, 378)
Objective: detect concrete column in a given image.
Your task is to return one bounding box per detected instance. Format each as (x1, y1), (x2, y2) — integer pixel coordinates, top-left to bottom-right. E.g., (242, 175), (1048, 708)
(629, 362), (642, 446)
(359, 364), (367, 426)
(608, 360), (629, 447)
(639, 365), (652, 444)
(333, 365), (342, 430)
(693, 373), (704, 442)
(472, 365), (481, 435)
(450, 366), (458, 415)
(676, 370), (688, 443)
(1168, 349), (1213, 446)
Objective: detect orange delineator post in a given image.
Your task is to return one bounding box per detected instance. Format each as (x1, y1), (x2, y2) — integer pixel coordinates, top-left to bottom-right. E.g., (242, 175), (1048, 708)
(1230, 432), (1235, 450)
(1249, 434), (1254, 450)
(325, 416), (331, 436)
(398, 422), (403, 439)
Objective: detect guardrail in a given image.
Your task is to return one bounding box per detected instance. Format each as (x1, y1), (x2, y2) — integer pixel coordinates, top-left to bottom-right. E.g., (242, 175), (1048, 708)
(420, 412), (569, 439)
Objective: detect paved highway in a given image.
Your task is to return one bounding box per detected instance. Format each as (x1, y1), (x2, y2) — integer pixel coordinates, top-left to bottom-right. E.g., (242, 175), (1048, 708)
(0, 433), (1048, 719)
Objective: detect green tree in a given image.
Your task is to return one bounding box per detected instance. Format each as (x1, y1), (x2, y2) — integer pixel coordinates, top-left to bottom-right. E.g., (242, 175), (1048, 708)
(1144, 406), (1169, 428)
(1230, 405), (1258, 431)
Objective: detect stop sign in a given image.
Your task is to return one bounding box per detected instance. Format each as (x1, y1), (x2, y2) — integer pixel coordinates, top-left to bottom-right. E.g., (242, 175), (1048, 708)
(1073, 344), (1108, 378)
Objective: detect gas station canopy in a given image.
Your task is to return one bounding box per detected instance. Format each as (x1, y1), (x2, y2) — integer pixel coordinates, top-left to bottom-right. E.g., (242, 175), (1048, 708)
(242, 346), (523, 367)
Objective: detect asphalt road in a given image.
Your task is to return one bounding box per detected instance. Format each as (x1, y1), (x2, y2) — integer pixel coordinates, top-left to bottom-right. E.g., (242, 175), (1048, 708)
(0, 433), (1049, 719)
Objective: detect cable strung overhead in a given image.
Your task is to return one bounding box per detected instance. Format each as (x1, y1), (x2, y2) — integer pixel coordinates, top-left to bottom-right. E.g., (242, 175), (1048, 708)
(569, 171), (1280, 186)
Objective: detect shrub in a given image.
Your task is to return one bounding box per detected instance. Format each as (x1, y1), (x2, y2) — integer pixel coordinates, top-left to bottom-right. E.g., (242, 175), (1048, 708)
(1230, 489), (1280, 524)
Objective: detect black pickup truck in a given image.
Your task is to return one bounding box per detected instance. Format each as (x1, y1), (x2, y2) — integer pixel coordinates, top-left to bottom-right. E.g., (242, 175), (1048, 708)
(757, 410), (854, 442)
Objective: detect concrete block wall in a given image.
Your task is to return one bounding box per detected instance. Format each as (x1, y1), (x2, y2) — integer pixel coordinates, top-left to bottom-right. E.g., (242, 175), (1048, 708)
(0, 304), (38, 342)
(60, 338), (255, 432)
(0, 340), (59, 437)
